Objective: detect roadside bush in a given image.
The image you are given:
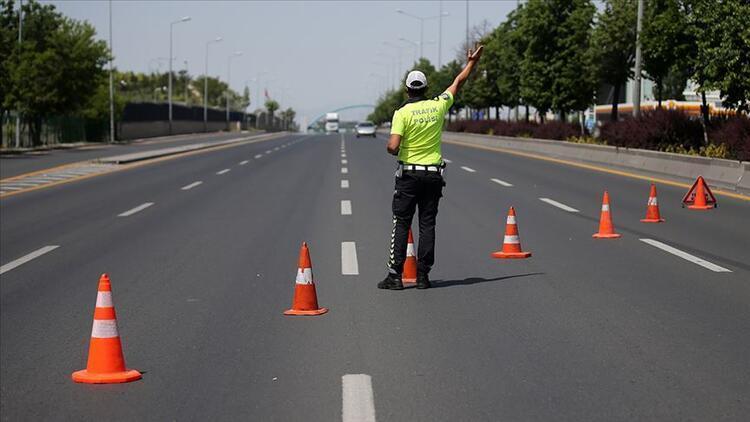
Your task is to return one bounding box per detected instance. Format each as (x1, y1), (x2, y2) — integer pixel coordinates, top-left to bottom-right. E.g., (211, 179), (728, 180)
(531, 121), (582, 141)
(446, 119), (582, 140)
(490, 120), (538, 137)
(599, 109), (704, 151)
(708, 116), (750, 161)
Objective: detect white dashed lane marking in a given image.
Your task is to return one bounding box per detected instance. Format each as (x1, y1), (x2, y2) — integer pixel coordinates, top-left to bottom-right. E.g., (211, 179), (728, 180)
(539, 197), (580, 213)
(443, 158), (452, 163)
(490, 178), (513, 187)
(181, 181), (203, 191)
(341, 200), (352, 215)
(342, 374), (375, 422)
(341, 180), (349, 189)
(0, 245), (60, 276)
(254, 154), (263, 159)
(640, 239), (731, 272)
(341, 168), (349, 174)
(239, 160), (249, 165)
(341, 242), (360, 275)
(342, 159), (348, 164)
(117, 202), (154, 217)
(460, 166), (476, 173)
(216, 169), (230, 175)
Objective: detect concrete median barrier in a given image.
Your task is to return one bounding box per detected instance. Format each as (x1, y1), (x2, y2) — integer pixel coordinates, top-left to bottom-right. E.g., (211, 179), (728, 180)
(442, 132), (749, 194)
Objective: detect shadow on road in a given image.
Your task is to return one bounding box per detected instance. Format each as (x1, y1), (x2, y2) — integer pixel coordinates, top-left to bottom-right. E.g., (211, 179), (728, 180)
(430, 272), (544, 289)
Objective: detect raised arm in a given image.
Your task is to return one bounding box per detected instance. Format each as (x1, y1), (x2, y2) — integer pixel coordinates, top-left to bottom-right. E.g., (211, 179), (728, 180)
(446, 44), (484, 97)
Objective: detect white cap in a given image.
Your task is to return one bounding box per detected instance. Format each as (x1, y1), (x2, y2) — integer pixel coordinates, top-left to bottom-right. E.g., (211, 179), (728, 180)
(405, 70), (427, 89)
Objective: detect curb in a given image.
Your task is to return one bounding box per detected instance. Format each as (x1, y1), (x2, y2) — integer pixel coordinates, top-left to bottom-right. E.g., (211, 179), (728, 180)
(443, 131), (749, 195)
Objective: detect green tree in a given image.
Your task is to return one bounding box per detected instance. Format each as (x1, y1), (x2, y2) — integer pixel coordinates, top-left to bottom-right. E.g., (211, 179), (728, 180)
(193, 75), (232, 108)
(265, 99), (279, 117)
(688, 0), (750, 114)
(519, 0), (557, 121)
(0, 0), (17, 146)
(241, 86), (251, 110)
(550, 0), (596, 119)
(3, 0), (109, 145)
(591, 0), (637, 121)
(431, 60), (464, 120)
(491, 11), (525, 120)
(641, 0), (694, 107)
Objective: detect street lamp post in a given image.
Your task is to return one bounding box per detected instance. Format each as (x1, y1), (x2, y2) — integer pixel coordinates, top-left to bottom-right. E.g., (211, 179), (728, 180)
(108, 0), (114, 143)
(183, 60), (189, 104)
(203, 36), (222, 132)
(226, 51), (243, 128)
(15, 0), (23, 148)
(632, 0), (644, 118)
(168, 16), (190, 135)
(396, 8), (449, 61)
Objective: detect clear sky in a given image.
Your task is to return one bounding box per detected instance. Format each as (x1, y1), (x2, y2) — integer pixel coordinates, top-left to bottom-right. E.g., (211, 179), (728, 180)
(46, 0), (518, 123)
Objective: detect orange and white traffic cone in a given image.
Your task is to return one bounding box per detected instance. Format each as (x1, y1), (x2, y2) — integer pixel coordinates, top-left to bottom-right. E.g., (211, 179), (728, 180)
(641, 183), (665, 223)
(402, 229), (417, 284)
(592, 190), (622, 238)
(284, 242), (328, 316)
(72, 274), (141, 384)
(491, 206), (532, 259)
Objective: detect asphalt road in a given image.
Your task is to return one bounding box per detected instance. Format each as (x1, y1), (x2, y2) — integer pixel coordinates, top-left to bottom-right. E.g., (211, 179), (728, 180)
(0, 131), (249, 179)
(1, 131), (748, 421)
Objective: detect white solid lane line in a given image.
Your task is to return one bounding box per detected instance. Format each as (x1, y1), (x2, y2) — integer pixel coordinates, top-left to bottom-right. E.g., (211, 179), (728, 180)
(341, 168), (349, 174)
(341, 242), (360, 275)
(0, 245), (60, 276)
(443, 158), (452, 163)
(342, 374), (376, 422)
(460, 166), (476, 173)
(118, 202), (154, 217)
(341, 200), (352, 215)
(239, 160), (249, 165)
(341, 180), (350, 189)
(539, 197), (580, 213)
(640, 239), (732, 272)
(491, 178), (513, 187)
(216, 169), (230, 175)
(181, 181), (203, 191)
(254, 154), (263, 159)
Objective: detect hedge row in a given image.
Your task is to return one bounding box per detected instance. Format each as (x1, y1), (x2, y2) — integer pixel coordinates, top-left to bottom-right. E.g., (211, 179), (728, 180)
(446, 110), (750, 161)
(446, 119), (582, 140)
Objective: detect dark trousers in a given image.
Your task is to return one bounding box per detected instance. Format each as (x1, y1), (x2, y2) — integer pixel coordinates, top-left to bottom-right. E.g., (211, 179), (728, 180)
(388, 171), (444, 275)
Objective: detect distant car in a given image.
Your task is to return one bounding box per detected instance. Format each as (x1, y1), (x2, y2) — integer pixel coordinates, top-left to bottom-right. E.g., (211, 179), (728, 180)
(355, 121), (377, 138)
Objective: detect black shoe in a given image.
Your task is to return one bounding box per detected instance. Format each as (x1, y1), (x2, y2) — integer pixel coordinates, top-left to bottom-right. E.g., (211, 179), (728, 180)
(416, 273), (431, 289)
(377, 274), (404, 290)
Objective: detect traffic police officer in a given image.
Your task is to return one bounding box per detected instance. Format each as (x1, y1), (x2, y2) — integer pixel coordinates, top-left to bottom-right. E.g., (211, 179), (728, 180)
(378, 44), (484, 290)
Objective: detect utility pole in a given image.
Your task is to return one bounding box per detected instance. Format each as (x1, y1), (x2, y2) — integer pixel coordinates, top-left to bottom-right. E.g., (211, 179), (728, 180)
(438, 1), (443, 67)
(632, 0), (644, 118)
(183, 60), (189, 104)
(15, 0), (23, 148)
(465, 0), (470, 54)
(108, 0), (114, 143)
(169, 16), (190, 135)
